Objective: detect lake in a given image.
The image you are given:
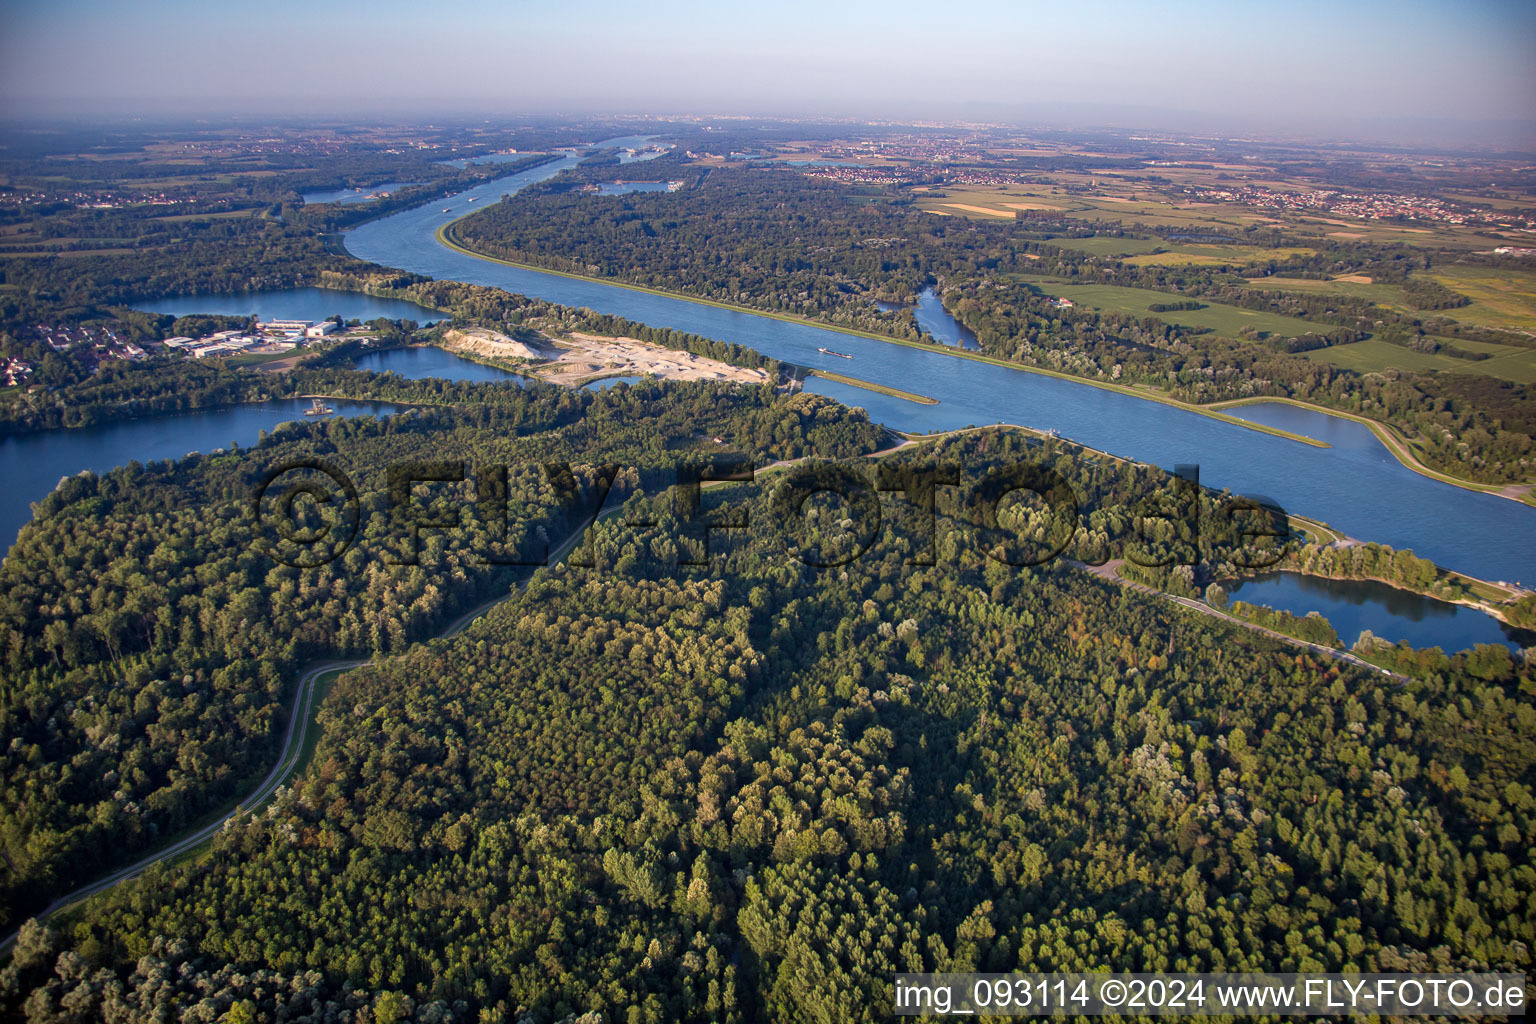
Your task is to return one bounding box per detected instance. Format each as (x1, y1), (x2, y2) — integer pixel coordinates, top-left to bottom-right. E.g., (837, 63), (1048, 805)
(302, 182), (424, 205)
(1225, 572), (1535, 653)
(582, 375), (646, 390)
(342, 149), (1536, 585)
(0, 398), (400, 552)
(354, 346), (527, 383)
(135, 287), (444, 325)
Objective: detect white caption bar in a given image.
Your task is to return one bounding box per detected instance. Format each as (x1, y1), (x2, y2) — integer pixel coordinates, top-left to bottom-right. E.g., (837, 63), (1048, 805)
(893, 973), (1528, 1016)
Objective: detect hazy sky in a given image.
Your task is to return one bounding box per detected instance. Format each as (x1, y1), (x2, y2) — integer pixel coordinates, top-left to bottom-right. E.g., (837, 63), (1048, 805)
(2, 0), (1533, 140)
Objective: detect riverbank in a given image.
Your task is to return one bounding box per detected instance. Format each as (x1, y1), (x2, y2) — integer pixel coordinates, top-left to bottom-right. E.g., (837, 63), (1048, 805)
(435, 220), (1334, 450)
(1209, 395), (1536, 504)
(899, 424), (1531, 632)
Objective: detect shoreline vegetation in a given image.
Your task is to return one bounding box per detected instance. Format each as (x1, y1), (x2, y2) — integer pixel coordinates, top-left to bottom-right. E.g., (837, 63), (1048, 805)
(433, 221), (1338, 450)
(903, 424), (1531, 624)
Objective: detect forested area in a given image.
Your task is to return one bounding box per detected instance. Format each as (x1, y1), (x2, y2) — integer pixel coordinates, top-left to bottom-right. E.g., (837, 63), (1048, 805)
(0, 380), (883, 931)
(449, 161), (934, 339)
(1, 123), (1532, 1023)
(3, 418), (1532, 1023)
(452, 163), (1533, 485)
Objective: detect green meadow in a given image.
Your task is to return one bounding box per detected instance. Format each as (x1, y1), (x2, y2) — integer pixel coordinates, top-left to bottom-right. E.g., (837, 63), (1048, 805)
(1017, 277), (1337, 340)
(1304, 337), (1536, 383)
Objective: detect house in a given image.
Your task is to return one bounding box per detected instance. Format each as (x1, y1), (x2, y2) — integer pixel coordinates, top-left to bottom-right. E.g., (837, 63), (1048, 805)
(1053, 297), (1075, 309)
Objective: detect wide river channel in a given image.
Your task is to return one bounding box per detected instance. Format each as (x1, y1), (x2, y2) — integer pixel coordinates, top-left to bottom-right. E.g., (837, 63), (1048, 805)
(343, 142), (1536, 590)
(3, 139), (1531, 655)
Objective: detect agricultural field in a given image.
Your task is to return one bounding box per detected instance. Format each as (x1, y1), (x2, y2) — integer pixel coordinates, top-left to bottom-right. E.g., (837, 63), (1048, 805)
(1015, 276), (1338, 341)
(1423, 265), (1536, 335)
(1240, 266), (1536, 339)
(1038, 233), (1316, 267)
(914, 181), (1262, 234)
(1042, 236), (1168, 257)
(910, 167), (1534, 255)
(1239, 275), (1408, 306)
(1303, 337), (1536, 383)
(1120, 243), (1315, 267)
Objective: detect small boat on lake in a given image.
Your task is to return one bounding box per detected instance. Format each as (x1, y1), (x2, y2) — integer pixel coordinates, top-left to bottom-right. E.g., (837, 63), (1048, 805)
(305, 398), (334, 416)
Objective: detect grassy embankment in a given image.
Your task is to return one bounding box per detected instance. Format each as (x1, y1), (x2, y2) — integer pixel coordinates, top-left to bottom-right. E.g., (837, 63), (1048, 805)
(1209, 395), (1534, 501)
(805, 369), (938, 404)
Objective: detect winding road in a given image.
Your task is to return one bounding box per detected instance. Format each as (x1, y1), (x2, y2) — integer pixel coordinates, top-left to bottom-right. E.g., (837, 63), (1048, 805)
(0, 659), (364, 953)
(1078, 558), (1410, 683)
(0, 422), (1428, 953)
(0, 513), (606, 954)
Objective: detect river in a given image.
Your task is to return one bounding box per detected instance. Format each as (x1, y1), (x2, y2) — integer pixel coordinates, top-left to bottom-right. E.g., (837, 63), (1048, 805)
(342, 143), (1536, 587)
(301, 182), (425, 206)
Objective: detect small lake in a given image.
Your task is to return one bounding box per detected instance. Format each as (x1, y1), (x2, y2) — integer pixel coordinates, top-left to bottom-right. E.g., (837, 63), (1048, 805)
(135, 287), (444, 325)
(582, 375), (645, 390)
(354, 346), (526, 383)
(301, 182), (424, 205)
(914, 287), (980, 350)
(0, 398), (399, 552)
(619, 148), (669, 164)
(1225, 572), (1535, 653)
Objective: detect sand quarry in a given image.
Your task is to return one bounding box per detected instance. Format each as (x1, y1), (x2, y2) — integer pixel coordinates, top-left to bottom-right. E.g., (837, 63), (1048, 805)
(442, 327), (769, 387)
